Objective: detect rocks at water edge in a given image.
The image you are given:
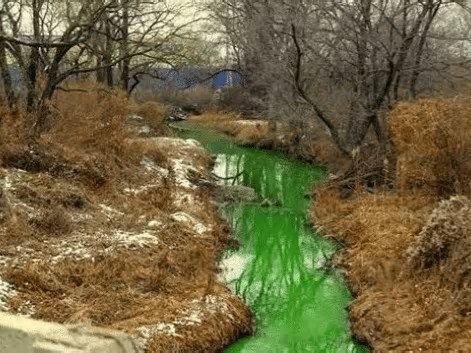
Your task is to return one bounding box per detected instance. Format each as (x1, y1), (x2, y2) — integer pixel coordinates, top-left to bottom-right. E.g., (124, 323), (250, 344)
(214, 185), (258, 203)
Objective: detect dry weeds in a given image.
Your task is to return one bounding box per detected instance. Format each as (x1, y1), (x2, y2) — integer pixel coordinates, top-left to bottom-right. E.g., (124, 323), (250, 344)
(190, 112), (349, 170)
(390, 97), (471, 196)
(313, 98), (471, 352)
(0, 86), (252, 352)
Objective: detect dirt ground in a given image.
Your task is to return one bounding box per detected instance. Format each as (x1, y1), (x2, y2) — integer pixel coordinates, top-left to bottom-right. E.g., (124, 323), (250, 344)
(0, 97), (252, 352)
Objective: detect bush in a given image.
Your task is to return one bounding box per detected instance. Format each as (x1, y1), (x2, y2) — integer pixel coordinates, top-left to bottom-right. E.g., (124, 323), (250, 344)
(130, 101), (169, 135)
(407, 196), (471, 313)
(389, 98), (471, 196)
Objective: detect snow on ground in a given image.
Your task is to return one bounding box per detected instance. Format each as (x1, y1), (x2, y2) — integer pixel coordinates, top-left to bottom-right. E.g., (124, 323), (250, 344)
(233, 120), (266, 127)
(219, 253), (252, 283)
(171, 158), (198, 189)
(0, 278), (16, 312)
(111, 230), (159, 249)
(0, 136), (218, 330)
(51, 240), (94, 264)
(135, 294), (235, 349)
(171, 212), (211, 236)
(99, 204), (124, 219)
(140, 157), (169, 176)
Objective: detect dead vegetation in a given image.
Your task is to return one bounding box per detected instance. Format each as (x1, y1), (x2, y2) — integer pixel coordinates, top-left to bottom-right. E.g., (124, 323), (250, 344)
(190, 112), (350, 170)
(0, 85), (252, 352)
(390, 97), (471, 196)
(313, 97), (471, 352)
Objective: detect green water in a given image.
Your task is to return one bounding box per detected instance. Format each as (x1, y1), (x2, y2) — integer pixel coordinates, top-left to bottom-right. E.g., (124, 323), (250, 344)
(176, 125), (367, 353)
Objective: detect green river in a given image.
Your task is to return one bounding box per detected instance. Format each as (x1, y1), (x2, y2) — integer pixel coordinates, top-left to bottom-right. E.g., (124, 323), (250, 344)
(177, 125), (367, 353)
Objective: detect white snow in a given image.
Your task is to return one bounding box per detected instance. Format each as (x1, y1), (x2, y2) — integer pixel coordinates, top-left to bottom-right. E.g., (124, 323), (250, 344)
(171, 212), (210, 236)
(17, 300), (36, 317)
(135, 323), (182, 349)
(124, 184), (160, 195)
(140, 157), (169, 176)
(173, 190), (195, 208)
(139, 125), (151, 134)
(112, 230), (159, 249)
(3, 175), (12, 189)
(147, 220), (163, 228)
(234, 120), (264, 127)
(99, 204), (124, 219)
(174, 308), (203, 326)
(51, 240), (94, 264)
(170, 158), (197, 188)
(219, 253), (251, 283)
(0, 278), (16, 312)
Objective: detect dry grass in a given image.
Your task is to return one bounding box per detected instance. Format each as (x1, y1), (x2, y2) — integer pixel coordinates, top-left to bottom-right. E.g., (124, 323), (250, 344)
(313, 188), (471, 352)
(129, 101), (169, 136)
(390, 97), (471, 196)
(190, 112), (269, 146)
(0, 84), (252, 352)
(313, 97), (471, 352)
(191, 112), (349, 170)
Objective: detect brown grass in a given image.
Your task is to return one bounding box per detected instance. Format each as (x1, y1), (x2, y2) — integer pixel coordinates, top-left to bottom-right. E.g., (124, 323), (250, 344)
(390, 97), (471, 196)
(0, 83), (252, 351)
(191, 112), (349, 170)
(129, 101), (169, 136)
(313, 188), (471, 351)
(313, 97), (471, 352)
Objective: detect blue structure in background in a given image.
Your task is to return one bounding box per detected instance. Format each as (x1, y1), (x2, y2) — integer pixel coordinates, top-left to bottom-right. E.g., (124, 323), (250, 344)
(210, 70), (242, 89)
(2, 66), (242, 93)
(151, 68), (242, 90)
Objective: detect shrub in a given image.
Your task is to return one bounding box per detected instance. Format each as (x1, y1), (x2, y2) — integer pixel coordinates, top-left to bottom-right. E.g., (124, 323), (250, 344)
(407, 195), (471, 312)
(30, 206), (72, 236)
(389, 98), (471, 196)
(130, 101), (169, 135)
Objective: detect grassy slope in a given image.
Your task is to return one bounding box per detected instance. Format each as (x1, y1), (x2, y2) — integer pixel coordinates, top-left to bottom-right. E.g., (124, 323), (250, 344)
(0, 85), (251, 353)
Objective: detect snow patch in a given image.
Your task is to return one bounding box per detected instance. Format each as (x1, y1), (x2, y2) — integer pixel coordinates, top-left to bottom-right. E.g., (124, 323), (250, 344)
(171, 212), (210, 236)
(135, 323), (182, 349)
(174, 308), (203, 326)
(147, 220), (162, 228)
(3, 175), (12, 190)
(140, 157), (169, 176)
(0, 278), (16, 311)
(112, 230), (159, 249)
(170, 158), (197, 188)
(99, 204), (124, 219)
(219, 253), (251, 283)
(51, 240), (94, 264)
(124, 184), (160, 195)
(173, 190), (194, 208)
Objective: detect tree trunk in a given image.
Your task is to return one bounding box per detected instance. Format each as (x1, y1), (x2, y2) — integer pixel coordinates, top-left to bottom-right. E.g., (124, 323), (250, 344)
(103, 18), (114, 87)
(0, 14), (15, 108)
(26, 0), (41, 111)
(120, 0), (130, 91)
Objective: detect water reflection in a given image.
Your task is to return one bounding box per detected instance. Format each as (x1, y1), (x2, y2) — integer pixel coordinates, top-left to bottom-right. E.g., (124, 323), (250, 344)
(177, 126), (367, 353)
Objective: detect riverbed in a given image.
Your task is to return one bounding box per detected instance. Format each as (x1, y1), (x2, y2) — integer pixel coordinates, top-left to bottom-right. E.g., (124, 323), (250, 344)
(176, 124), (367, 353)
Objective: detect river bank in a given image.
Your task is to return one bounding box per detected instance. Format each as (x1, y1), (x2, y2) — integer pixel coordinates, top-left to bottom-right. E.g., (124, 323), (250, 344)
(0, 92), (252, 352)
(189, 100), (471, 352)
(176, 124), (367, 352)
(189, 113), (350, 173)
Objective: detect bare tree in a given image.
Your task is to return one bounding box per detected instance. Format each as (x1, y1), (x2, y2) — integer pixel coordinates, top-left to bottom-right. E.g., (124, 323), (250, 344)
(209, 0), (470, 159)
(0, 0), (200, 112)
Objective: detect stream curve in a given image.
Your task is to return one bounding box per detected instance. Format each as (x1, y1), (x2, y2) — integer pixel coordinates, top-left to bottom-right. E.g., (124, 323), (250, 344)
(176, 124), (367, 353)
